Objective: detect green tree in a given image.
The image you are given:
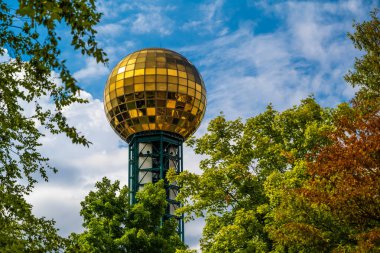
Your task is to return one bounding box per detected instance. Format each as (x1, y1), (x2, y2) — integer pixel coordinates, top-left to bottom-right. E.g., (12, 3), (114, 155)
(283, 10), (380, 252)
(263, 142), (350, 252)
(66, 178), (186, 253)
(169, 97), (333, 252)
(265, 10), (380, 252)
(170, 9), (380, 253)
(345, 9), (380, 98)
(0, 0), (107, 251)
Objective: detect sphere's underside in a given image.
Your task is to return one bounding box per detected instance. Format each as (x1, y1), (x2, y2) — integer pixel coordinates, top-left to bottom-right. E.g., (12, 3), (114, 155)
(104, 48), (207, 142)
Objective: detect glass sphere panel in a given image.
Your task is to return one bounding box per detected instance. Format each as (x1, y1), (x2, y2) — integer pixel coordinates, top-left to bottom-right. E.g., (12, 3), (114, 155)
(104, 48), (207, 142)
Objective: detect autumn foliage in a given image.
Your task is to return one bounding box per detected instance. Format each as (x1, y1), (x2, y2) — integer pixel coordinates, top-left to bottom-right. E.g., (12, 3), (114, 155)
(303, 99), (380, 250)
(307, 101), (379, 222)
(300, 10), (380, 251)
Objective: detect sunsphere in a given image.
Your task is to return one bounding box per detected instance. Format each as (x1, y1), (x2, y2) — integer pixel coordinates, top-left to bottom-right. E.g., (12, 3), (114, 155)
(104, 48), (207, 142)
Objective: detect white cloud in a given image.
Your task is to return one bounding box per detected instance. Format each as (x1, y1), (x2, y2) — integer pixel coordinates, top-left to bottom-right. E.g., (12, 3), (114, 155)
(185, 217), (204, 252)
(26, 90), (129, 235)
(130, 12), (173, 35)
(180, 1), (370, 121)
(96, 23), (126, 37)
(97, 1), (175, 37)
(280, 1), (355, 65)
(73, 58), (109, 81)
(0, 48), (10, 62)
(182, 0), (227, 35)
(182, 28), (305, 118)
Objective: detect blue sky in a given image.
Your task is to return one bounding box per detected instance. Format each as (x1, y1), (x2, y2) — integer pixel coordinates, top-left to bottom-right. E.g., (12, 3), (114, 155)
(20, 0), (377, 251)
(64, 0), (376, 118)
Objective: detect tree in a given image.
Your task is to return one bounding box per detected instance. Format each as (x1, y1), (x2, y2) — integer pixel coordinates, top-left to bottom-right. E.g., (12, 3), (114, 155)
(345, 9), (380, 98)
(169, 97), (333, 252)
(263, 146), (353, 252)
(267, 10), (380, 252)
(66, 178), (186, 253)
(297, 10), (380, 252)
(302, 100), (379, 252)
(250, 10), (380, 253)
(171, 9), (380, 253)
(0, 0), (107, 251)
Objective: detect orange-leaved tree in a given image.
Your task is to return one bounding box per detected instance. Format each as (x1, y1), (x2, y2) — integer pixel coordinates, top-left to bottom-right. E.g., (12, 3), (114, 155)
(304, 98), (379, 251)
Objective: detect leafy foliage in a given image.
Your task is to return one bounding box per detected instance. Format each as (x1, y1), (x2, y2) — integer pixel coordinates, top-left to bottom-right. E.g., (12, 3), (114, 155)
(302, 99), (380, 252)
(0, 0), (107, 251)
(67, 178), (186, 253)
(169, 97), (333, 252)
(293, 9), (380, 252)
(0, 184), (65, 252)
(345, 9), (380, 97)
(172, 9), (380, 253)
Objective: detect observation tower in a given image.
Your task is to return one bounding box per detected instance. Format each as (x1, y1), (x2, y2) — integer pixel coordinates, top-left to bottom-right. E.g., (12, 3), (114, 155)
(103, 48), (207, 241)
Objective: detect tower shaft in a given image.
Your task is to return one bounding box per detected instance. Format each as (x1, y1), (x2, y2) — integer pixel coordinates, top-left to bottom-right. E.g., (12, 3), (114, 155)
(128, 131), (184, 241)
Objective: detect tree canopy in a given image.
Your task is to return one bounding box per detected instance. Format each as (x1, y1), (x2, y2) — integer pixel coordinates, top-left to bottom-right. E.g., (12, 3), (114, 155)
(345, 10), (380, 98)
(0, 0), (107, 251)
(170, 9), (380, 253)
(169, 97), (334, 252)
(1, 1), (378, 252)
(67, 178), (186, 253)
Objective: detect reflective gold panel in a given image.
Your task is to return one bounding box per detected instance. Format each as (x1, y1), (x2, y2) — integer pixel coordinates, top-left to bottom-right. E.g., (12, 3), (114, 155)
(104, 48), (207, 142)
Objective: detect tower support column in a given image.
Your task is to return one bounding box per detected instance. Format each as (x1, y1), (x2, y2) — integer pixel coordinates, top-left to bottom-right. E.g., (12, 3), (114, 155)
(128, 131), (184, 241)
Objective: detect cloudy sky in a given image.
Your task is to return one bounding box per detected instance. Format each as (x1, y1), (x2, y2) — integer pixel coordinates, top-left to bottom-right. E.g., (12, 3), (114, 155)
(19, 0), (376, 250)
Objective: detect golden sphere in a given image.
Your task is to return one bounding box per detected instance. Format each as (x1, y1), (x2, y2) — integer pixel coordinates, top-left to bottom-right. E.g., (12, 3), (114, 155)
(104, 48), (207, 142)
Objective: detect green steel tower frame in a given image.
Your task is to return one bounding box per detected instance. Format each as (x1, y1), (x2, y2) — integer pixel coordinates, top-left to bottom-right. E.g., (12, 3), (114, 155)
(127, 130), (184, 242)
(104, 48), (207, 244)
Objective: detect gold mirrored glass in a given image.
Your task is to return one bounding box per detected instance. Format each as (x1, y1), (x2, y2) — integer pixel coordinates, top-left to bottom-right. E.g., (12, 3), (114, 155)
(104, 48), (207, 142)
